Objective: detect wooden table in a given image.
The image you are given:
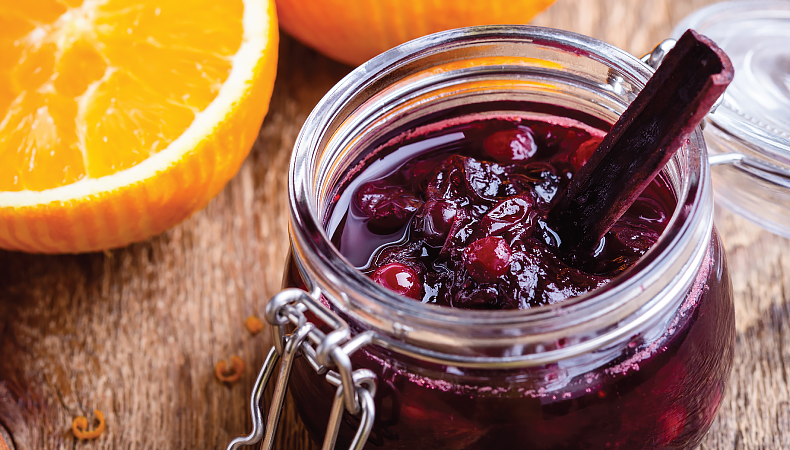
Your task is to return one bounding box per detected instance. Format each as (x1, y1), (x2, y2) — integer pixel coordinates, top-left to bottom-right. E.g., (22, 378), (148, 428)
(1, 0), (787, 448)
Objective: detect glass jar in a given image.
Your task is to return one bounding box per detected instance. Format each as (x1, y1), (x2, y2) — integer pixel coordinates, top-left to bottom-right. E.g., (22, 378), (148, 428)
(242, 26), (735, 450)
(672, 0), (790, 239)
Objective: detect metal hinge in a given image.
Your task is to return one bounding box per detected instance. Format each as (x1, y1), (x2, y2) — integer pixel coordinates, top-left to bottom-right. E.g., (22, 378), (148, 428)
(227, 288), (377, 450)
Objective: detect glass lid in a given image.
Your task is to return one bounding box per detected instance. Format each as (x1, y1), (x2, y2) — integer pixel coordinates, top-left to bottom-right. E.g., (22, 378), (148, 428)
(673, 0), (790, 238)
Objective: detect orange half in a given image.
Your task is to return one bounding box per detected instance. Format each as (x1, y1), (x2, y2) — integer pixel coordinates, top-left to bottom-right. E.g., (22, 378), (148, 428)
(0, 0), (278, 253)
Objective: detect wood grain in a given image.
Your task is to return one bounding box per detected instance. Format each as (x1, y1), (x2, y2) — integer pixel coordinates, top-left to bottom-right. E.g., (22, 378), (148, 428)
(0, 0), (785, 449)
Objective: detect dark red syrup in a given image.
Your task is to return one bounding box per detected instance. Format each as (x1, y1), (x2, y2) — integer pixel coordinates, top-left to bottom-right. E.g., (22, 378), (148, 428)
(327, 113), (676, 309)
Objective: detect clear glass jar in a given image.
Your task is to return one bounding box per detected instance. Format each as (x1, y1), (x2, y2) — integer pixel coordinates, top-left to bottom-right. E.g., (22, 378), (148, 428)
(672, 0), (790, 239)
(280, 26), (734, 450)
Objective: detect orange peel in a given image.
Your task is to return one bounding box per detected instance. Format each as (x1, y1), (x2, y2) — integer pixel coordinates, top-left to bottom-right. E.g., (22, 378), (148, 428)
(71, 409), (106, 440)
(215, 355), (245, 383)
(277, 0), (556, 65)
(244, 315), (265, 335)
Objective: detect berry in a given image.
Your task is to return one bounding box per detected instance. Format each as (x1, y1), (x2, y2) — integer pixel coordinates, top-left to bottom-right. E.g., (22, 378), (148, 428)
(659, 406), (686, 444)
(426, 155), (467, 201)
(356, 182), (423, 230)
(453, 284), (504, 309)
(463, 236), (512, 283)
(401, 158), (444, 188)
(418, 200), (458, 246)
(334, 116), (674, 309)
(609, 222), (660, 256)
(570, 136), (602, 169)
(478, 194), (534, 238)
(510, 163), (562, 205)
(484, 126), (538, 163)
(371, 262), (422, 299)
(462, 157), (512, 201)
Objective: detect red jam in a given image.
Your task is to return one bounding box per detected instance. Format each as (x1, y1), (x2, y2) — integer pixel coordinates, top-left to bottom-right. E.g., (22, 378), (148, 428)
(327, 114), (675, 309)
(287, 110), (734, 450)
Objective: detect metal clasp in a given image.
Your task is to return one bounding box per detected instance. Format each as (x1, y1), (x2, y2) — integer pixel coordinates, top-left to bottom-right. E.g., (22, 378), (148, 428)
(640, 38), (676, 71)
(227, 288), (377, 450)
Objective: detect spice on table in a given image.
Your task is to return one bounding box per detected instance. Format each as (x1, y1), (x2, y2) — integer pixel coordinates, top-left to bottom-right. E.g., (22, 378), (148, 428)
(215, 356), (245, 383)
(244, 315), (265, 335)
(71, 410), (106, 440)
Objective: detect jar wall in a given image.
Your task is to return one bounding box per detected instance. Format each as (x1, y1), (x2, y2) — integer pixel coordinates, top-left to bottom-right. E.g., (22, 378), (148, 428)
(285, 228), (734, 450)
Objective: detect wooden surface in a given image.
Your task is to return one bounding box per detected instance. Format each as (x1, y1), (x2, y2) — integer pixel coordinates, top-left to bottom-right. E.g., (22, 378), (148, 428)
(0, 0), (786, 448)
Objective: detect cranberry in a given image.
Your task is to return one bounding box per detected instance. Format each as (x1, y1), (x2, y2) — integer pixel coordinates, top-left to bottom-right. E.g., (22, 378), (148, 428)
(659, 406), (687, 444)
(439, 211), (474, 255)
(377, 240), (425, 269)
(609, 222), (660, 256)
(372, 262), (422, 299)
(477, 194), (535, 238)
(484, 126), (538, 163)
(509, 163), (562, 205)
(463, 236), (512, 283)
(333, 115), (676, 309)
(507, 239), (607, 307)
(570, 136), (602, 169)
(427, 155), (524, 204)
(356, 182), (422, 230)
(400, 157), (444, 190)
(533, 173), (561, 205)
(462, 157), (515, 201)
(417, 200), (458, 246)
(454, 284), (506, 309)
(426, 155), (467, 201)
(528, 121), (566, 154)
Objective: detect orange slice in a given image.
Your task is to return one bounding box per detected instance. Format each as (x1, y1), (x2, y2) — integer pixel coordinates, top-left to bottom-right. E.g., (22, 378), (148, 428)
(0, 0), (278, 253)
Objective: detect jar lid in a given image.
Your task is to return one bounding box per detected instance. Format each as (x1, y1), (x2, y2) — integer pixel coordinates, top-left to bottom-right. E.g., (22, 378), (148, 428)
(672, 0), (790, 238)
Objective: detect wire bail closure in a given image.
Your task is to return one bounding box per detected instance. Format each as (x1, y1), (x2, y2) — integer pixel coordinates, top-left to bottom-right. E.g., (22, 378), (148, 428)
(227, 288), (377, 450)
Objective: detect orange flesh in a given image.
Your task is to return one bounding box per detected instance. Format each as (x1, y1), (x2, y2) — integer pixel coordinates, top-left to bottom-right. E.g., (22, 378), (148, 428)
(0, 0), (244, 191)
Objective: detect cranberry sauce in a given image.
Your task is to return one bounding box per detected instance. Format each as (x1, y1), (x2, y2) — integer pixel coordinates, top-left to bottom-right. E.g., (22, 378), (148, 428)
(326, 113), (676, 309)
(285, 111), (733, 450)
(286, 233), (734, 450)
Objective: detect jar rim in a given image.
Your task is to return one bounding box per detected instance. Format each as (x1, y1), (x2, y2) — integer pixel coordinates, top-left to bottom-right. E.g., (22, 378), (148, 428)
(288, 25), (713, 366)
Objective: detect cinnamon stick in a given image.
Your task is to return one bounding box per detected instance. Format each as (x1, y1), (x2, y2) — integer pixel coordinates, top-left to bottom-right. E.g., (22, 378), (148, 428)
(545, 29), (733, 256)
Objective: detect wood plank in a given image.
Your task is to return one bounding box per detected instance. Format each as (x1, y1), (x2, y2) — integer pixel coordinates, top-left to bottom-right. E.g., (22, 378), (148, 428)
(1, 0), (786, 448)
